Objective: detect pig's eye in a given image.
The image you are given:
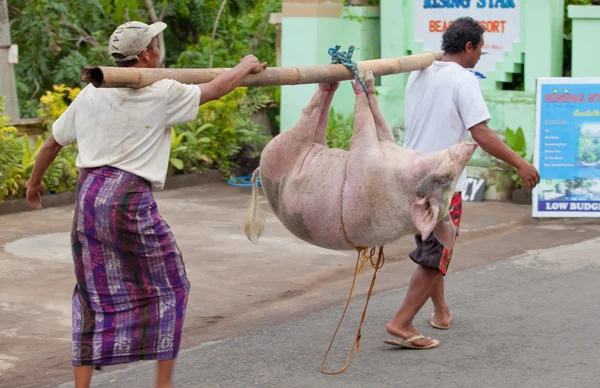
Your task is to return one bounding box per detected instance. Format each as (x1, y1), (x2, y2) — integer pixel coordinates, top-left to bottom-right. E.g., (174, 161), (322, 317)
(436, 176), (451, 187)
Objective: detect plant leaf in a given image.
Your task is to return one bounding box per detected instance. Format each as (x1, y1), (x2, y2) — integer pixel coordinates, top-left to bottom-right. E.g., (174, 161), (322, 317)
(170, 157), (184, 170)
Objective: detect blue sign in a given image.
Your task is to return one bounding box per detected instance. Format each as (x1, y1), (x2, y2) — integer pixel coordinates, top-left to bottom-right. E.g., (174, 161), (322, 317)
(533, 78), (600, 218)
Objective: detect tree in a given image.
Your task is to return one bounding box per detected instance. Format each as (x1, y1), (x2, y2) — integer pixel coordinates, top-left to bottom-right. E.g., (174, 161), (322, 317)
(8, 0), (280, 117)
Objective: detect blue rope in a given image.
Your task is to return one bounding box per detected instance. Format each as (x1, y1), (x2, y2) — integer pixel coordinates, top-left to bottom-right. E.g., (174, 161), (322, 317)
(328, 45), (368, 94)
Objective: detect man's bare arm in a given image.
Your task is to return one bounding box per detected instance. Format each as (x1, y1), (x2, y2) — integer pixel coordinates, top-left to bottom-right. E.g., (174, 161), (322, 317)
(26, 135), (63, 209)
(470, 121), (540, 190)
(198, 55), (267, 105)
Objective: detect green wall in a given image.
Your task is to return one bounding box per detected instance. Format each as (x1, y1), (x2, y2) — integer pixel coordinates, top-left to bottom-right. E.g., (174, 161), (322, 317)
(569, 5), (600, 78)
(280, 6), (381, 131)
(280, 0), (566, 199)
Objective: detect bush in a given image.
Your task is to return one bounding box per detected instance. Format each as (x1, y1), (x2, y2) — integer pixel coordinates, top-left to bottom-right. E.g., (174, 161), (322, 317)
(0, 92), (80, 202)
(325, 108), (355, 150)
(169, 87), (272, 177)
(0, 82), (274, 203)
(0, 103), (24, 201)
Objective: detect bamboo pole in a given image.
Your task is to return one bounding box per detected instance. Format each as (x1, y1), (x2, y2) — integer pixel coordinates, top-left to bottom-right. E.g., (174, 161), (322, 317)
(80, 51), (444, 89)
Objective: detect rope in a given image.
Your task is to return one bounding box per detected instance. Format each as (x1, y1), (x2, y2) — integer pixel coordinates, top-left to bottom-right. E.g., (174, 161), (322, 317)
(227, 175), (261, 187)
(328, 45), (369, 95)
(320, 210), (385, 375)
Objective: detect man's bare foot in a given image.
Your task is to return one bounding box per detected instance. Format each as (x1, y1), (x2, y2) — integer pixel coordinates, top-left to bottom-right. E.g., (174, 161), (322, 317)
(385, 322), (437, 348)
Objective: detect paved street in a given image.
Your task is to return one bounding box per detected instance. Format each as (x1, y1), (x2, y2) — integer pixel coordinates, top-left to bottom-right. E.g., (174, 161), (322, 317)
(58, 237), (600, 388)
(2, 182), (600, 387)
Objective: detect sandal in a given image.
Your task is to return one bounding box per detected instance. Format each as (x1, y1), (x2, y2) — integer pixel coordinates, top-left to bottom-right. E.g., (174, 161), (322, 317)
(429, 312), (451, 330)
(383, 334), (440, 349)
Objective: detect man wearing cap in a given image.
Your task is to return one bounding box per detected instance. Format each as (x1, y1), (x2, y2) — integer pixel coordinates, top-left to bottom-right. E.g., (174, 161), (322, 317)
(25, 21), (268, 388)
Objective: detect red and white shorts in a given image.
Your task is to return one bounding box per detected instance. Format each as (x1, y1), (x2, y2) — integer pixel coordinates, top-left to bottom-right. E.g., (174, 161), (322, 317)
(408, 192), (463, 276)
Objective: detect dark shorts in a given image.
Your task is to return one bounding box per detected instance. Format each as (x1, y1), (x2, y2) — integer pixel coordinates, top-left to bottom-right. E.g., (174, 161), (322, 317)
(409, 192), (463, 276)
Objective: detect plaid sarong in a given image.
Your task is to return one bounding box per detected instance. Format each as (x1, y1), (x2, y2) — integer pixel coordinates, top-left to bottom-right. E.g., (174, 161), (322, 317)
(70, 166), (190, 368)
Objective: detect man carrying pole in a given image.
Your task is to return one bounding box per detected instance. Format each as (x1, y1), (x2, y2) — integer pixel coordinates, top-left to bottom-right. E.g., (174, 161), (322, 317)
(25, 21), (267, 388)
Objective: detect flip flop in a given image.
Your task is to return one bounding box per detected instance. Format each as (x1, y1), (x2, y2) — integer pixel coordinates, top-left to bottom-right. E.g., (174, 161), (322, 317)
(383, 334), (440, 349)
(429, 313), (451, 330)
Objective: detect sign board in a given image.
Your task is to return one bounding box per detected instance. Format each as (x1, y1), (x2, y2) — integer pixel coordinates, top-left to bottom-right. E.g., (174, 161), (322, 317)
(462, 177), (486, 202)
(533, 77), (600, 218)
(413, 0), (521, 79)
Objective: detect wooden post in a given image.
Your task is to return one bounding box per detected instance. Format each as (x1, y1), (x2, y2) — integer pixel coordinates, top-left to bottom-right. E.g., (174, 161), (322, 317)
(0, 0), (20, 119)
(81, 50), (443, 89)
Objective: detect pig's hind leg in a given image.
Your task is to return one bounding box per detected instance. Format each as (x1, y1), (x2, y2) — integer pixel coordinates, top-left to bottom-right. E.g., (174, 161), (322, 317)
(349, 73), (378, 149)
(312, 81), (340, 146)
(288, 84), (337, 145)
(364, 71), (395, 143)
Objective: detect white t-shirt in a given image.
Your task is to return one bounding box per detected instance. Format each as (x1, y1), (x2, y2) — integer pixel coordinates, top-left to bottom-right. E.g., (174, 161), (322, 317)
(52, 79), (201, 190)
(403, 61), (491, 192)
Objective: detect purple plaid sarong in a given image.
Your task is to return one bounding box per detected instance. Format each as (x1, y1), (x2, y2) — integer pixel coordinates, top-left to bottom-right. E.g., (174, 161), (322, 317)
(70, 166), (190, 368)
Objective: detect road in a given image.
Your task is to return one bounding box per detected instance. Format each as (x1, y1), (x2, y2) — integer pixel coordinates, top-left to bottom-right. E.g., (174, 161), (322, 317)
(1, 182), (600, 387)
(61, 238), (600, 388)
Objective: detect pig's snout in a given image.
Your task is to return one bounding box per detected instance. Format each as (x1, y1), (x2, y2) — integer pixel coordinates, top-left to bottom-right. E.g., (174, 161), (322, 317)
(449, 141), (478, 169)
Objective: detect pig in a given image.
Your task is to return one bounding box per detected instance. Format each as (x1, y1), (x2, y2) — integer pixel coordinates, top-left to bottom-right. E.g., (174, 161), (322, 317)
(244, 70), (477, 252)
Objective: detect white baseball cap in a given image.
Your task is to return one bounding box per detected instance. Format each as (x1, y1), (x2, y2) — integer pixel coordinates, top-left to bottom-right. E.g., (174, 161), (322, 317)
(109, 21), (167, 62)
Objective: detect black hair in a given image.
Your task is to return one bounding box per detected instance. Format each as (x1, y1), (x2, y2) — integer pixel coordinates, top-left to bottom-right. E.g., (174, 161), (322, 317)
(441, 17), (485, 55)
(113, 37), (157, 68)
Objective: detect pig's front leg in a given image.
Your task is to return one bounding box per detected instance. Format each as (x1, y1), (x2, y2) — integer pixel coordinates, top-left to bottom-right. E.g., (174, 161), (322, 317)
(312, 81), (340, 146)
(364, 72), (395, 143)
(349, 73), (378, 149)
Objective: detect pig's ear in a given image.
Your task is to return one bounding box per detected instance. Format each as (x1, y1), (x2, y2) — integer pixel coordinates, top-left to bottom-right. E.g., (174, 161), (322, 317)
(411, 197), (439, 240)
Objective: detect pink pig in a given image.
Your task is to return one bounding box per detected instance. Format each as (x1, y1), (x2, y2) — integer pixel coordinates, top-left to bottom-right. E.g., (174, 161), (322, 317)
(245, 71), (477, 252)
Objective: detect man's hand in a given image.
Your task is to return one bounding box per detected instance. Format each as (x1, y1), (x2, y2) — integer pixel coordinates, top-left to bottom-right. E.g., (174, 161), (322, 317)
(516, 160), (540, 191)
(239, 54), (268, 74)
(26, 181), (46, 209)
(25, 135), (62, 209)
(470, 122), (541, 191)
(200, 55), (268, 104)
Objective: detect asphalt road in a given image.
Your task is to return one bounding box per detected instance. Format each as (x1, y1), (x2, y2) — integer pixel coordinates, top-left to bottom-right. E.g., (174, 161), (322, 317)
(60, 237), (600, 388)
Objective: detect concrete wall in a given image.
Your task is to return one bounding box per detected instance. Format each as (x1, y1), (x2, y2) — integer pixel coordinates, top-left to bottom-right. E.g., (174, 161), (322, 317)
(280, 0), (566, 199)
(280, 2), (381, 131)
(569, 5), (600, 78)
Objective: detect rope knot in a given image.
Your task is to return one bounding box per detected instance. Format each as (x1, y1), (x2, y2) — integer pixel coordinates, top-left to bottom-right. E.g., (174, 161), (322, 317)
(328, 44), (368, 94)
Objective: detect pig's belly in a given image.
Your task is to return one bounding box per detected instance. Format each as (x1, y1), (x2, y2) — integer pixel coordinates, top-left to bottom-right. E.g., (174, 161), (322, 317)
(264, 145), (354, 251)
(341, 153), (417, 248)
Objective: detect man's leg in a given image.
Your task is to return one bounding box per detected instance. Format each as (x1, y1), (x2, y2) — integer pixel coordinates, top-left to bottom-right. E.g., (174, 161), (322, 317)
(73, 366), (93, 388)
(156, 360), (176, 388)
(386, 264), (442, 347)
(429, 192), (462, 328)
(430, 275), (452, 327)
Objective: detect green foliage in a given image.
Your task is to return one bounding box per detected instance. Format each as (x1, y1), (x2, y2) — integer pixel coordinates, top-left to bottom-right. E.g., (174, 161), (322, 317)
(43, 143), (79, 194)
(325, 108), (355, 150)
(504, 126), (527, 159)
(9, 0), (115, 117)
(170, 87), (271, 177)
(36, 85), (80, 193)
(0, 88), (81, 203)
(9, 0), (280, 118)
(0, 98), (24, 201)
(38, 84), (81, 122)
(3, 0), (281, 202)
(499, 126), (531, 190)
(170, 0), (281, 121)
